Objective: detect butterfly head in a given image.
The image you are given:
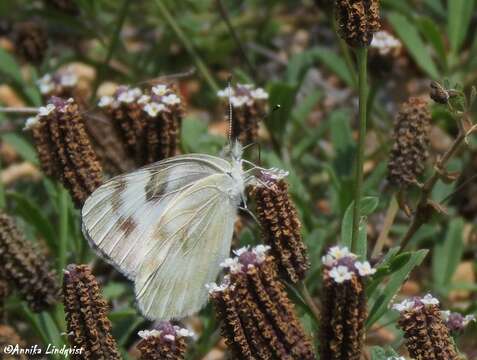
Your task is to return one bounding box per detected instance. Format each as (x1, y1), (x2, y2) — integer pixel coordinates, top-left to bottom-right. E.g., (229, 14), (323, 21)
(221, 140), (243, 162)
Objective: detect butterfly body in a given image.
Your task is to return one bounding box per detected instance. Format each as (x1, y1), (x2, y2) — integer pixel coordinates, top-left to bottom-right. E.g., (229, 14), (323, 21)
(82, 142), (285, 320)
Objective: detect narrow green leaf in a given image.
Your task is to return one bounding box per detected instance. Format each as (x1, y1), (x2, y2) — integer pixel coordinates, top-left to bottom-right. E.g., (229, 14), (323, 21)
(1, 133), (39, 164)
(330, 109), (355, 178)
(432, 218), (465, 288)
(417, 17), (447, 68)
(367, 249), (428, 327)
(448, 0), (475, 53)
(388, 12), (439, 79)
(340, 196), (379, 250)
(0, 47), (23, 85)
(266, 82), (297, 143)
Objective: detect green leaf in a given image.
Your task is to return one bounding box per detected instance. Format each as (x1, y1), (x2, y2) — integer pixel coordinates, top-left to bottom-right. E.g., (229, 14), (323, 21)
(6, 192), (57, 252)
(432, 218), (465, 288)
(370, 346), (400, 360)
(0, 47), (23, 85)
(340, 196), (379, 250)
(330, 109), (355, 178)
(388, 12), (439, 79)
(1, 133), (39, 165)
(448, 0), (475, 53)
(181, 116), (225, 154)
(367, 249), (428, 327)
(417, 17), (447, 68)
(265, 82), (297, 143)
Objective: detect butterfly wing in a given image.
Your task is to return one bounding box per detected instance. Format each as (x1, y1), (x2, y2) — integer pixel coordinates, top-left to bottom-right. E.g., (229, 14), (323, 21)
(135, 173), (237, 320)
(82, 154), (231, 279)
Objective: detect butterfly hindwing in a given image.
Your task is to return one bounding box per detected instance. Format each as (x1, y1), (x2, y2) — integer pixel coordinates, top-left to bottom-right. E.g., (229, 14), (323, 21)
(135, 173), (237, 320)
(81, 154), (232, 279)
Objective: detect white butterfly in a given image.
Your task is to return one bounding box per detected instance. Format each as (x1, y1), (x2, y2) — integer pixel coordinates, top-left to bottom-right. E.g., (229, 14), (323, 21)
(81, 141), (287, 320)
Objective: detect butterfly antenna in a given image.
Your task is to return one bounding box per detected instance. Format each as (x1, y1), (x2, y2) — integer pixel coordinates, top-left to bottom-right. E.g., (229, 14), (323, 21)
(227, 76), (233, 144)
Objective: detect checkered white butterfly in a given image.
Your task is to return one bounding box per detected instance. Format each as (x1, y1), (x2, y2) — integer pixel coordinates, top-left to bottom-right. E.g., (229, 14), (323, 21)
(81, 141), (287, 320)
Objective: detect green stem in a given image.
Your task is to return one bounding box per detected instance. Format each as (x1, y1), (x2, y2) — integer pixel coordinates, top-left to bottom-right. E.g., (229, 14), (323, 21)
(91, 0), (132, 101)
(154, 0), (219, 93)
(351, 48), (368, 253)
(299, 282), (320, 324)
(58, 187), (69, 274)
(0, 160), (5, 209)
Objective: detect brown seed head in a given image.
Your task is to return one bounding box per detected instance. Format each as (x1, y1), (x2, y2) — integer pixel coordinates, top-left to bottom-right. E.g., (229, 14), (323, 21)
(13, 21), (48, 65)
(209, 246), (316, 360)
(137, 322), (192, 360)
(63, 264), (121, 360)
(217, 84), (268, 145)
(394, 295), (460, 360)
(387, 97), (431, 189)
(249, 177), (309, 283)
(319, 247), (375, 360)
(98, 84), (183, 167)
(0, 212), (59, 312)
(335, 0), (381, 47)
(0, 325), (27, 360)
(26, 97), (103, 207)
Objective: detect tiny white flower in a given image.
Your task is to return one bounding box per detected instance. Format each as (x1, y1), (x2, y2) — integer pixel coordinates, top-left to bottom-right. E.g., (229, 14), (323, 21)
(463, 314), (476, 326)
(38, 103), (56, 117)
(250, 87), (269, 100)
(163, 334), (175, 342)
(370, 30), (401, 56)
(138, 329), (161, 339)
(421, 294), (439, 306)
(354, 261), (376, 277)
(138, 94), (151, 104)
(441, 310), (451, 321)
(37, 74), (54, 94)
(387, 357), (406, 360)
(117, 89), (136, 103)
(60, 72), (78, 87)
(321, 254), (336, 267)
(220, 258), (242, 273)
(24, 116), (40, 130)
(174, 327), (195, 338)
(98, 96), (114, 108)
(392, 299), (415, 312)
(205, 282), (228, 293)
(152, 84), (168, 96)
(329, 265), (353, 283)
(129, 87), (142, 98)
(253, 245), (270, 263)
(144, 102), (166, 117)
(230, 95), (249, 108)
(233, 246), (249, 256)
(161, 93), (181, 105)
(328, 246), (355, 260)
(217, 88), (234, 98)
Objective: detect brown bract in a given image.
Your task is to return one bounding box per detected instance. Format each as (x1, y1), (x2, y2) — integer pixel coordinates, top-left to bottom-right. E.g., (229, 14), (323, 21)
(387, 97), (431, 189)
(137, 335), (187, 360)
(335, 0), (381, 47)
(13, 21), (48, 64)
(210, 256), (315, 360)
(63, 264), (121, 360)
(29, 97), (103, 207)
(398, 304), (459, 360)
(249, 179), (310, 283)
(319, 268), (367, 360)
(0, 212), (59, 312)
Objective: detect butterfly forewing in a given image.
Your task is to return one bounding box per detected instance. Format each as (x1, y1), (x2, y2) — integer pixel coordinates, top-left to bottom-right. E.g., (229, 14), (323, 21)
(82, 154), (233, 280)
(135, 173), (237, 319)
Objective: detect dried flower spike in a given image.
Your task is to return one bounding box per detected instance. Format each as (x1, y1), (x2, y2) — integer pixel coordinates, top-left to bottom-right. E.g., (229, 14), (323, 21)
(441, 310), (476, 334)
(217, 84), (268, 145)
(25, 97), (103, 207)
(63, 264), (121, 360)
(137, 322), (193, 360)
(387, 97), (431, 189)
(208, 246), (316, 360)
(0, 212), (59, 312)
(249, 174), (309, 283)
(98, 83), (183, 166)
(13, 21), (48, 65)
(393, 295), (460, 360)
(320, 246), (375, 360)
(335, 0), (381, 47)
(0, 325), (27, 360)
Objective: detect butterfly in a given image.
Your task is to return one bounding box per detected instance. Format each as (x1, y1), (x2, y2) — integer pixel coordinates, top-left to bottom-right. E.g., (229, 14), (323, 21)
(81, 141), (287, 320)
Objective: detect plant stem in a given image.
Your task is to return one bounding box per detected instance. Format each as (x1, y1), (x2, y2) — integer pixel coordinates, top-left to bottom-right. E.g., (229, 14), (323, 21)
(91, 0), (132, 101)
(0, 160), (5, 210)
(351, 47), (368, 253)
(0, 107), (40, 114)
(400, 130), (467, 251)
(154, 0), (219, 93)
(299, 282), (320, 323)
(58, 187), (69, 274)
(371, 195), (398, 258)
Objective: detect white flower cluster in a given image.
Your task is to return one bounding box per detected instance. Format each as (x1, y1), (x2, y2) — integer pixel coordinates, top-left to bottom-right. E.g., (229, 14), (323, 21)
(217, 84), (269, 108)
(98, 87), (142, 109)
(219, 245), (271, 274)
(370, 30), (402, 56)
(392, 294), (439, 313)
(23, 98), (74, 130)
(387, 357), (406, 360)
(322, 246), (376, 283)
(37, 71), (78, 95)
(441, 310), (476, 326)
(206, 276), (233, 294)
(137, 326), (194, 342)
